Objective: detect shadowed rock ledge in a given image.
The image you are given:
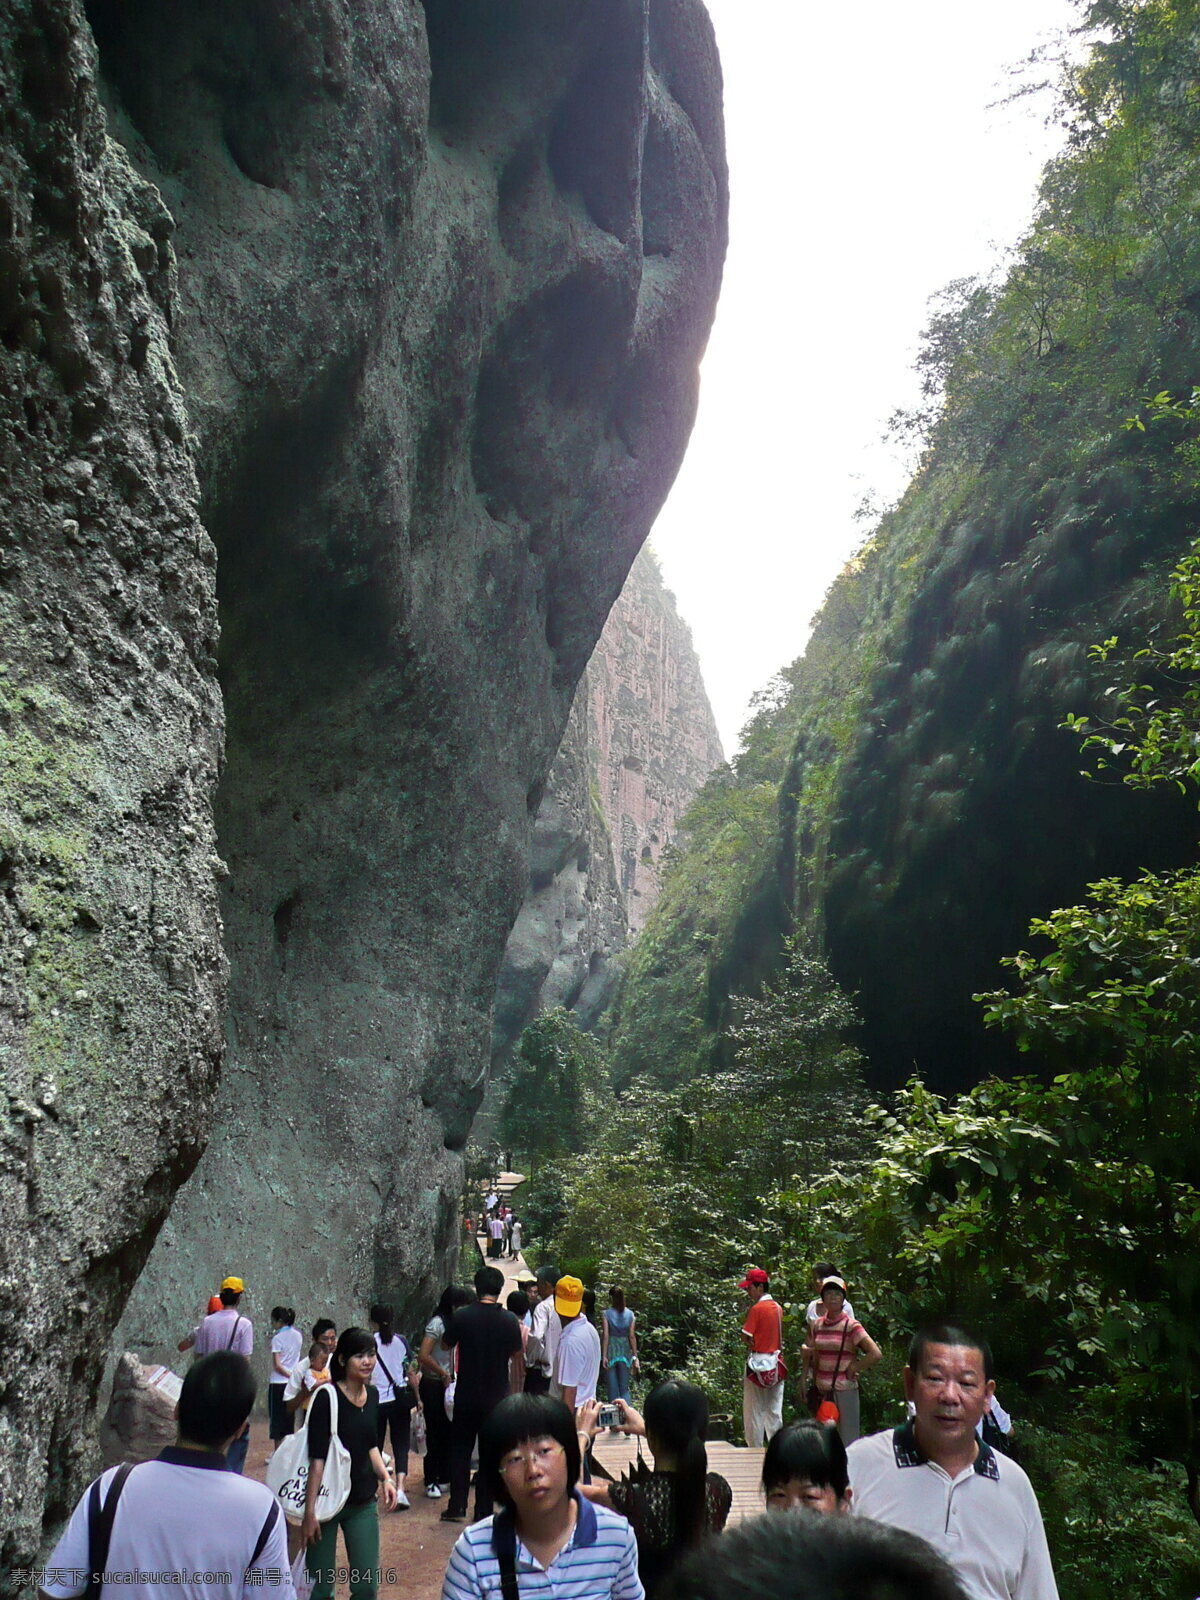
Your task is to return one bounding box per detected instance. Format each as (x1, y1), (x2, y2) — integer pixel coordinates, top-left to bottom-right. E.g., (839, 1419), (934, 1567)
(1, 0), (726, 1570)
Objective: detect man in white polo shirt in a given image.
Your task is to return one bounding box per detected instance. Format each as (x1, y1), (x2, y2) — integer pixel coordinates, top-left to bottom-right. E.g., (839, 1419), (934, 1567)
(848, 1323), (1058, 1600)
(40, 1351), (292, 1600)
(552, 1276), (601, 1413)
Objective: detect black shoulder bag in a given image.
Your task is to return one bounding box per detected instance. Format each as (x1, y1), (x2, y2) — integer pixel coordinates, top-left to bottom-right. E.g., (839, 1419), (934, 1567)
(375, 1345), (417, 1412)
(84, 1462), (136, 1600)
(492, 1509), (521, 1600)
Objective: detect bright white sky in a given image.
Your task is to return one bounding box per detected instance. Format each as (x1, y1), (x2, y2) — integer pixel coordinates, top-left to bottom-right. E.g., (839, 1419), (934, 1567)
(650, 0), (1083, 756)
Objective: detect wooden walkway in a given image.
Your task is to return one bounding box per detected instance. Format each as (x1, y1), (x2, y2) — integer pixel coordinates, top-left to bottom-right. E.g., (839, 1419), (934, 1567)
(591, 1432), (767, 1526)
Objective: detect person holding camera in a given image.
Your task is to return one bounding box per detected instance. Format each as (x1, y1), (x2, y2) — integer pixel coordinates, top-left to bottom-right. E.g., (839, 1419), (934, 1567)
(578, 1381), (731, 1599)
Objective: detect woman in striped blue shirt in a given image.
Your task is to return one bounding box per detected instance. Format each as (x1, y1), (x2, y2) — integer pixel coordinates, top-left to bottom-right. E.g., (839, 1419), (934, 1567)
(441, 1394), (644, 1600)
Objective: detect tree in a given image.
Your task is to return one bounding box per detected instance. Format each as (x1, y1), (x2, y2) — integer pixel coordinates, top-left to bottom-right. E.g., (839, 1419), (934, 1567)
(720, 936), (868, 1188)
(499, 1009), (606, 1175)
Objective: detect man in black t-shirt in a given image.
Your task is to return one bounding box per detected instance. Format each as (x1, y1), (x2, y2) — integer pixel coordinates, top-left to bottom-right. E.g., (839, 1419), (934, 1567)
(440, 1264), (523, 1523)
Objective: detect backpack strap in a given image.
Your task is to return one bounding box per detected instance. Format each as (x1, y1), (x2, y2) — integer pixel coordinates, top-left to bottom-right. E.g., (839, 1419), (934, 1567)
(85, 1462), (136, 1600)
(247, 1501), (281, 1571)
(226, 1315), (244, 1351)
(492, 1509), (521, 1600)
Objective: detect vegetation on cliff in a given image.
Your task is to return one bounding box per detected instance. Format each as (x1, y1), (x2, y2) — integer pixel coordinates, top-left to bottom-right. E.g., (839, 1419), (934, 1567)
(611, 0), (1200, 1097)
(501, 3), (1200, 1590)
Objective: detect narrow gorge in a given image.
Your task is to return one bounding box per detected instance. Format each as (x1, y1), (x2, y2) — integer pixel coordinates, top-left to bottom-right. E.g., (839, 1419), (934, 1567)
(494, 546), (725, 1058)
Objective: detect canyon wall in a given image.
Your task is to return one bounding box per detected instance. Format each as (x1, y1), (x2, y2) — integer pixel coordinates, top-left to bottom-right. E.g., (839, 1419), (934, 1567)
(1, 0), (726, 1570)
(590, 547), (724, 936)
(495, 547), (724, 1055)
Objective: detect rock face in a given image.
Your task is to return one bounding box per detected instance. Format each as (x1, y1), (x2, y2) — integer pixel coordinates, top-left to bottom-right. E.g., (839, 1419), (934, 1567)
(2, 0), (725, 1567)
(591, 548), (724, 935)
(494, 688), (628, 1053)
(494, 547), (725, 1055)
(0, 2), (223, 1570)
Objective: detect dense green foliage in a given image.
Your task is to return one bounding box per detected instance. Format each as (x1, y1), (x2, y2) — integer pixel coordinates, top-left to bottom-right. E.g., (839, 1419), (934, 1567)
(503, 6), (1200, 1588)
(609, 0), (1200, 1095)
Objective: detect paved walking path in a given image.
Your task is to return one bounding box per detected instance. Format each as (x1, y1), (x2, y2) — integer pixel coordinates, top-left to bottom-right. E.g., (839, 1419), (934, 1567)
(249, 1170), (768, 1597)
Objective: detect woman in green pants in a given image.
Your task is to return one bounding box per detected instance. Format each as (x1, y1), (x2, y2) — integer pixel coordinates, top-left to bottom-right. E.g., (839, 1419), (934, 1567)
(302, 1328), (398, 1599)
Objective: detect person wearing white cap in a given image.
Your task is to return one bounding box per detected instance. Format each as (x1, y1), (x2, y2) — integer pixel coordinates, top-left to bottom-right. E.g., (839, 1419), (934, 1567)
(803, 1278), (880, 1446)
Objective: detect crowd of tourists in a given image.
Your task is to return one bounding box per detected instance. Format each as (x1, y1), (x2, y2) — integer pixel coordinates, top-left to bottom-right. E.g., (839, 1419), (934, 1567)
(40, 1249), (1058, 1600)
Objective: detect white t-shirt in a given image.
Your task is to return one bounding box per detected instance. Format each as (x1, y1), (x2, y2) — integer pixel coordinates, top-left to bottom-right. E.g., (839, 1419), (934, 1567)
(848, 1424), (1059, 1600)
(372, 1334), (409, 1405)
(554, 1316), (602, 1407)
(42, 1449), (293, 1600)
(527, 1297), (561, 1377)
(424, 1314), (454, 1377)
(806, 1296), (855, 1327)
(270, 1325), (303, 1384)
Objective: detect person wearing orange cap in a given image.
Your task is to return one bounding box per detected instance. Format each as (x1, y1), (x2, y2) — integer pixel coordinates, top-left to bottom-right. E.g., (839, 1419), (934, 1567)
(552, 1276), (601, 1417)
(177, 1276), (253, 1472)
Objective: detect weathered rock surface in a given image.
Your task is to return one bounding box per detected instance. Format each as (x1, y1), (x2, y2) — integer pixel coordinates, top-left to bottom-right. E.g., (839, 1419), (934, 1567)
(494, 547), (724, 1055)
(590, 548), (724, 935)
(0, 1), (224, 1570)
(103, 0), (727, 1473)
(2, 0), (725, 1568)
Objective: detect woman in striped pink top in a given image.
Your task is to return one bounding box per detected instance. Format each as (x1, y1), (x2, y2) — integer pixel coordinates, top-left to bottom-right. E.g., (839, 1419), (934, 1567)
(802, 1277), (881, 1446)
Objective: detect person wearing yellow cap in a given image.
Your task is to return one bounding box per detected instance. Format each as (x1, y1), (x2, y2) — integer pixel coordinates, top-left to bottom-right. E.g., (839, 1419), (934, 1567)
(552, 1276), (601, 1417)
(177, 1276), (253, 1472)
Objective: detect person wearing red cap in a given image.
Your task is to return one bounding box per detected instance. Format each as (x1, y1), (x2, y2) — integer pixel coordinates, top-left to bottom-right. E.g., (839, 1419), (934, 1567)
(739, 1268), (784, 1447)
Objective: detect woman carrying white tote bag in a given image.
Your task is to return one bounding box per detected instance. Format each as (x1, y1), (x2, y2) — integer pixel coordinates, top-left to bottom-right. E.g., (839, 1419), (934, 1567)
(301, 1329), (397, 1600)
(266, 1377), (352, 1524)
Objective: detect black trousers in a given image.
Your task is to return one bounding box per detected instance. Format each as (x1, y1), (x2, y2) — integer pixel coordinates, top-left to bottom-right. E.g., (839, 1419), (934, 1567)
(377, 1398), (412, 1477)
(523, 1369), (550, 1396)
(449, 1395), (503, 1521)
(420, 1375), (451, 1485)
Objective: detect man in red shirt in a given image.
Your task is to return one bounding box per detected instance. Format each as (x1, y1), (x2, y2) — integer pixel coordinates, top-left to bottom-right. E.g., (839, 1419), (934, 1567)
(739, 1267), (785, 1446)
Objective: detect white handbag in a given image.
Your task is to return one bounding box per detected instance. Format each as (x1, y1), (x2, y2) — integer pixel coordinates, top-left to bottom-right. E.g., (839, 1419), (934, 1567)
(266, 1382), (352, 1524)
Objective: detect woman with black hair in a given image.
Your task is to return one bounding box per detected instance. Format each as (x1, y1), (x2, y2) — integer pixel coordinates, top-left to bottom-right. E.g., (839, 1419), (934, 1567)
(267, 1306), (301, 1455)
(441, 1393), (643, 1600)
(419, 1284), (474, 1499)
(302, 1328), (397, 1600)
(369, 1302), (418, 1510)
(762, 1419), (852, 1513)
(580, 1380), (731, 1598)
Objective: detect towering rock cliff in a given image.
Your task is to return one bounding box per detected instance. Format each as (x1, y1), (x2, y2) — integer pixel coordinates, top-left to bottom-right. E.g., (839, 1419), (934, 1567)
(495, 547), (724, 1055)
(1, 0), (726, 1570)
(590, 547), (724, 936)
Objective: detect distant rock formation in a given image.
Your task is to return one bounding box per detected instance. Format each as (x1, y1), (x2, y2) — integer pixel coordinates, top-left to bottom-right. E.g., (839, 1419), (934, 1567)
(592, 548), (725, 935)
(494, 548), (724, 1054)
(1, 0), (726, 1569)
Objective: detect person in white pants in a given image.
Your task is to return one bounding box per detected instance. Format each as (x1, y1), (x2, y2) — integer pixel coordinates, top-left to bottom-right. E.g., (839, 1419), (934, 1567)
(739, 1267), (785, 1446)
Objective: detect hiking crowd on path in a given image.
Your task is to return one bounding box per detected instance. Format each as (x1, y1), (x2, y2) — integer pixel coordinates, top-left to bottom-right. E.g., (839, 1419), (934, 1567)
(39, 1245), (1058, 1600)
